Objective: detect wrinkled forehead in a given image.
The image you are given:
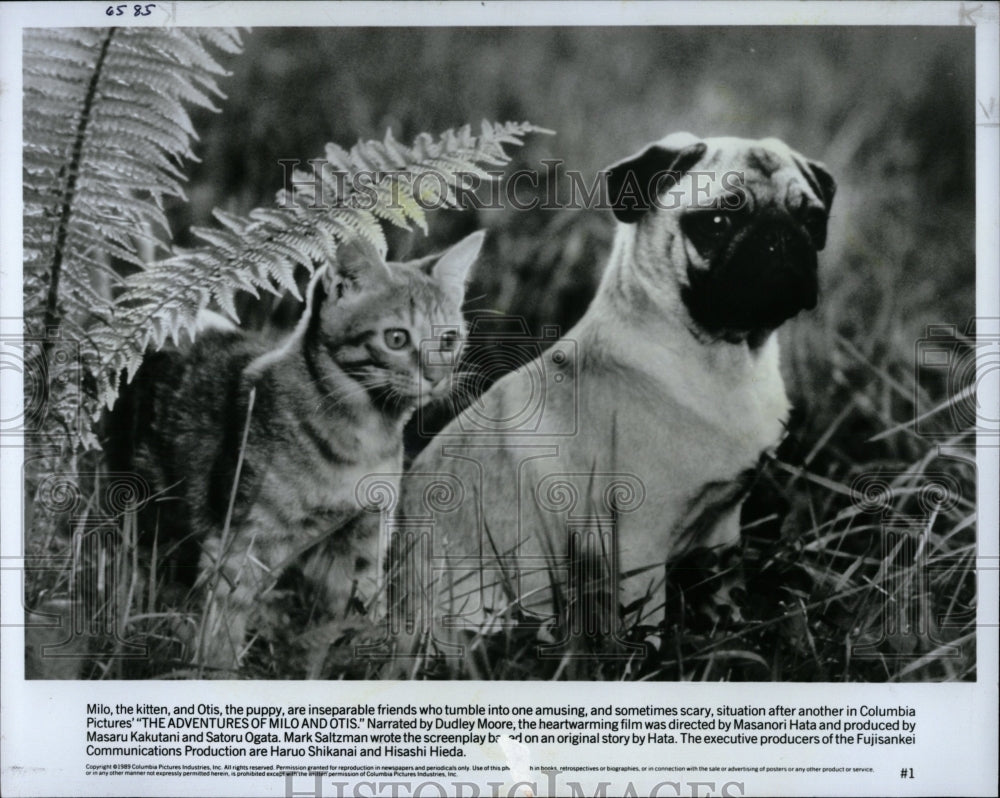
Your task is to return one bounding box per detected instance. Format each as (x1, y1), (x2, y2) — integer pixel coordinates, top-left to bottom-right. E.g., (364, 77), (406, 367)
(700, 136), (798, 176)
(672, 136), (818, 210)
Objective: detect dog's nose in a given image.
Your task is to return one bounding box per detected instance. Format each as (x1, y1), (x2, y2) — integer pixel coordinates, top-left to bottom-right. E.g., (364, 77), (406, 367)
(761, 226), (789, 256)
(750, 219), (815, 270)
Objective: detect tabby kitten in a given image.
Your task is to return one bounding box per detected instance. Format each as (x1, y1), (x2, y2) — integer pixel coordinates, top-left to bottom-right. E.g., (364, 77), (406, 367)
(107, 232), (483, 674)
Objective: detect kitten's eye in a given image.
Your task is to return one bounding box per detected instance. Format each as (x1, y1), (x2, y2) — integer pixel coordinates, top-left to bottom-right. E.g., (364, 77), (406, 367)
(439, 330), (459, 352)
(383, 329), (410, 350)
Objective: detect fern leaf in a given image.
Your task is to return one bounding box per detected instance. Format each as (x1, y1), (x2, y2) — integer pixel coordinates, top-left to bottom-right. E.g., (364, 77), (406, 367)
(23, 26), (243, 450)
(93, 121), (552, 409)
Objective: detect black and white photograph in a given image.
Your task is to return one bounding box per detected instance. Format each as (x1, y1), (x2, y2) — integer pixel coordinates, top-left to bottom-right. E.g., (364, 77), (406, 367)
(2, 2), (997, 797)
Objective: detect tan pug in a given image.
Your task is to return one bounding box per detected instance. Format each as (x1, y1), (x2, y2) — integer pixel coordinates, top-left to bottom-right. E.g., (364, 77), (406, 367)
(392, 132), (835, 657)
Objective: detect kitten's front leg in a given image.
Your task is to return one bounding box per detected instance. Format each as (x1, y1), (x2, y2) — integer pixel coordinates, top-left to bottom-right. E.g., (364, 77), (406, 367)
(193, 526), (286, 676)
(301, 508), (383, 677)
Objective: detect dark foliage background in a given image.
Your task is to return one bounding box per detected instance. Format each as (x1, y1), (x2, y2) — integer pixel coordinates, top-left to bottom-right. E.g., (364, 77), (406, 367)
(175, 26), (975, 336)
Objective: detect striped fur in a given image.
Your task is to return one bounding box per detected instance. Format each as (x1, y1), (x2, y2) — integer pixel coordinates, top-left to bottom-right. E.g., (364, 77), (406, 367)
(106, 232), (483, 674)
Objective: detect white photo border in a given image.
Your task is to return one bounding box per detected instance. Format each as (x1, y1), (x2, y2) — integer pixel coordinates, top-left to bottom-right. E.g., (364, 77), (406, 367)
(1, 3), (997, 797)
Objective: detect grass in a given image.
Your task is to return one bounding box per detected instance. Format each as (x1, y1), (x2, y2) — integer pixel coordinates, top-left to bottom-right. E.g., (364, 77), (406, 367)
(31, 326), (976, 682)
(24, 300), (979, 684)
(23, 27), (977, 682)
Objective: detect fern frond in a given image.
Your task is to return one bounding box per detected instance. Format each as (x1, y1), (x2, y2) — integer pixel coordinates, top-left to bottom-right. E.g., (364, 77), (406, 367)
(23, 26), (244, 451)
(93, 121), (552, 409)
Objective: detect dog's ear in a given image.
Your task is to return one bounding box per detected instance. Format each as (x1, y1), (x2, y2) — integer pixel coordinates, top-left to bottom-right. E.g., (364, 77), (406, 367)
(606, 135), (707, 224)
(794, 155), (837, 213)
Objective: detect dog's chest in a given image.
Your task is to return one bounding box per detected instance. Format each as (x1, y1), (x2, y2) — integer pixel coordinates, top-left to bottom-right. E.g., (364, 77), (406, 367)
(674, 345), (789, 463)
(615, 381), (781, 494)
(602, 337), (785, 467)
(564, 336), (788, 544)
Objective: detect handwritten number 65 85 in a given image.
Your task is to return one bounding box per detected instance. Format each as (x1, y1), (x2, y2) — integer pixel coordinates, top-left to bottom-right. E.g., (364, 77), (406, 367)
(105, 4), (155, 15)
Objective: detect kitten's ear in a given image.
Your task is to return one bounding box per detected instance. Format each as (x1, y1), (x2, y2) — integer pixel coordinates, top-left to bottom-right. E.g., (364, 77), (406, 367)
(322, 236), (390, 301)
(430, 231), (485, 301)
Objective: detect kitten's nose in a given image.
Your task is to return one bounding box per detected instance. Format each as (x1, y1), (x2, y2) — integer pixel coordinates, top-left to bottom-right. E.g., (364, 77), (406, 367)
(422, 350), (452, 380)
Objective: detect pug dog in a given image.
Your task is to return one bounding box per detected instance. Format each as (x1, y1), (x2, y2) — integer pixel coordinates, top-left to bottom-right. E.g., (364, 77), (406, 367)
(391, 133), (835, 655)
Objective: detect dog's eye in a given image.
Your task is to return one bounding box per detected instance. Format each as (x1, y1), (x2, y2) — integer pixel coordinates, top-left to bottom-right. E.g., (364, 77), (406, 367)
(383, 328), (410, 350)
(683, 211), (734, 243)
(708, 214), (732, 233)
